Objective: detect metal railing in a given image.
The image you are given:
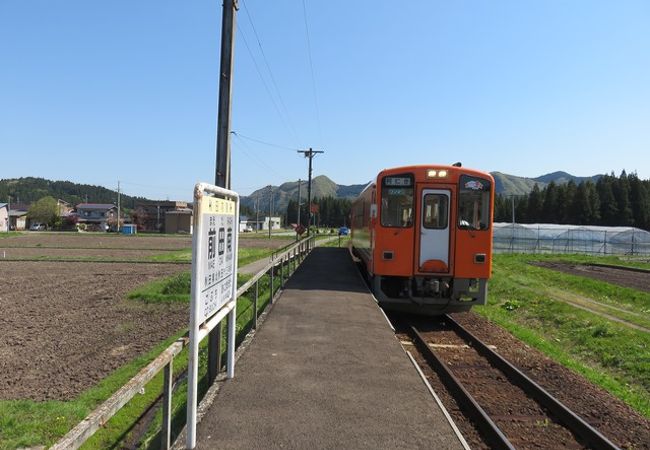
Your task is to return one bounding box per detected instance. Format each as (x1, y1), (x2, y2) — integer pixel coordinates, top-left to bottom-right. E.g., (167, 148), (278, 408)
(52, 235), (316, 450)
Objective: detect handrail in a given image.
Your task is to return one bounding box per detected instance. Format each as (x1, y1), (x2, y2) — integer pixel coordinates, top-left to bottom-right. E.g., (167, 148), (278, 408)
(52, 234), (316, 450)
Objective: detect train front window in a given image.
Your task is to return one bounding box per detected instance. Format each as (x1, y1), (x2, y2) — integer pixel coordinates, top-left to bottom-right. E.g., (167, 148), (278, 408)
(458, 175), (491, 230)
(381, 174), (414, 227)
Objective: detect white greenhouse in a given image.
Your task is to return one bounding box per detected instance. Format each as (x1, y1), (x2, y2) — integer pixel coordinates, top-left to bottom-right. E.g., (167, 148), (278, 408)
(493, 223), (650, 256)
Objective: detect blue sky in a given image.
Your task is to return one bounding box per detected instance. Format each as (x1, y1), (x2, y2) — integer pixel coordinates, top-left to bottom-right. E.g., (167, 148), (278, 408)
(1, 1), (649, 201)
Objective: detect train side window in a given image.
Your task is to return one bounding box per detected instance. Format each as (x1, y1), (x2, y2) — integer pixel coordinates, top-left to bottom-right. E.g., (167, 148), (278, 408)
(458, 175), (491, 230)
(423, 194), (448, 229)
(380, 174), (414, 228)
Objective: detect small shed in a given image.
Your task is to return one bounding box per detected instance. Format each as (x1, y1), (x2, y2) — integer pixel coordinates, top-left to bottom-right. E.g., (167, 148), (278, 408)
(121, 224), (137, 235)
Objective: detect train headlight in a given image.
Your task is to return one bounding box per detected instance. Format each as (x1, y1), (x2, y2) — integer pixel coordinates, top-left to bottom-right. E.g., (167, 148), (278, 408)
(427, 169), (448, 178)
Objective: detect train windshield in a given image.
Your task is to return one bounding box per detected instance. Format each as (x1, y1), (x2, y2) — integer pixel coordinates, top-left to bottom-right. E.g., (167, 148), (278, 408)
(381, 174), (414, 227)
(458, 175), (491, 230)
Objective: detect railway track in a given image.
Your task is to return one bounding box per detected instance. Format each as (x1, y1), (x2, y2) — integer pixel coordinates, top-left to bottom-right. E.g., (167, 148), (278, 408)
(391, 313), (621, 450)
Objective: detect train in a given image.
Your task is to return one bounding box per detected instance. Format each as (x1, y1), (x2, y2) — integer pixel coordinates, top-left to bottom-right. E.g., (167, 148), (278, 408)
(350, 164), (494, 315)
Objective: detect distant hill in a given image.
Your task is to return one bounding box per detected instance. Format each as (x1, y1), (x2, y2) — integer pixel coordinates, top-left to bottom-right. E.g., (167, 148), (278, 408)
(242, 170), (604, 213)
(493, 171), (603, 196)
(241, 175), (367, 214)
(0, 177), (149, 209)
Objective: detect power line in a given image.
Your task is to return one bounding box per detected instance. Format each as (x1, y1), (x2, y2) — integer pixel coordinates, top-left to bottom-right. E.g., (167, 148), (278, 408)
(232, 133), (285, 180)
(301, 0), (323, 145)
(231, 131), (299, 151)
(237, 22), (299, 149)
(240, 0), (302, 146)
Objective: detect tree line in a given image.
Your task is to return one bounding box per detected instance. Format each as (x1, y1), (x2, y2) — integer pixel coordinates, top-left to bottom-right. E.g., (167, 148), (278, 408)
(285, 196), (352, 228)
(495, 171), (650, 231)
(0, 177), (147, 208)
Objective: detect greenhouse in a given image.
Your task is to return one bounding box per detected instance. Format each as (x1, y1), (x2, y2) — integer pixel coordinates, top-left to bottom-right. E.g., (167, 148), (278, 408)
(493, 223), (650, 255)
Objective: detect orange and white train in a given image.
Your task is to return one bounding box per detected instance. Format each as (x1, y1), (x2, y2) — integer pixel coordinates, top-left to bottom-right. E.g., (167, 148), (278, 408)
(351, 164), (494, 314)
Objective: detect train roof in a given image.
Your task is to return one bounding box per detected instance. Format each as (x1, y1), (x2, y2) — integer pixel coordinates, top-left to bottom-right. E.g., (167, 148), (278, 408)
(377, 164), (493, 180)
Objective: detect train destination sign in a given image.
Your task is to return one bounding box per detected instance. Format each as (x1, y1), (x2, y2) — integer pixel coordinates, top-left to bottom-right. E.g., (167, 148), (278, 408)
(187, 182), (239, 449)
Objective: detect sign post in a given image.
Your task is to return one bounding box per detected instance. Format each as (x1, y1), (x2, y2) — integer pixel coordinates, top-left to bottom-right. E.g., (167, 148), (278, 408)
(187, 182), (239, 449)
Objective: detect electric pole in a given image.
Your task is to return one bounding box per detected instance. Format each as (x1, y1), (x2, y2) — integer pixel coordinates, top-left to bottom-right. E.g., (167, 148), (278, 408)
(268, 185), (273, 239)
(255, 195), (259, 233)
(117, 181), (121, 233)
(297, 148), (324, 235)
(297, 179), (302, 229)
(207, 0), (238, 401)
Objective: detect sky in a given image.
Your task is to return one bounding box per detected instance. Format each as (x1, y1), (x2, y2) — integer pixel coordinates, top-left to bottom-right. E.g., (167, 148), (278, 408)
(1, 0), (649, 201)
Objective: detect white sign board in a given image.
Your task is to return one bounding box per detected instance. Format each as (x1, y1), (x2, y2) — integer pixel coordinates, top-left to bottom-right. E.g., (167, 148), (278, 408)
(187, 182), (239, 449)
(195, 196), (236, 321)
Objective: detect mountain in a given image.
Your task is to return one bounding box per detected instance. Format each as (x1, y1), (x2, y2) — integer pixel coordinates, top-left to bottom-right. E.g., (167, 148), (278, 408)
(493, 171), (603, 196)
(241, 175), (367, 214)
(0, 177), (149, 209)
(242, 171), (604, 213)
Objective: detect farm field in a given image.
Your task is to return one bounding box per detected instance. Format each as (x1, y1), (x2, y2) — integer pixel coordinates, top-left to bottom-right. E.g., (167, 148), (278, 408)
(476, 253), (650, 419)
(0, 232), (294, 448)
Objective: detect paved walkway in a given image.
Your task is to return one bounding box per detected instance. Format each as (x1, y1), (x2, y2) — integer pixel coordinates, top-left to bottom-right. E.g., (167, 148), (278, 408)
(195, 247), (464, 449)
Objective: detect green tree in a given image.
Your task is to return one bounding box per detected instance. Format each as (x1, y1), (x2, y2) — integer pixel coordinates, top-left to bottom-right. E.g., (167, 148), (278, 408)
(526, 184), (543, 223)
(27, 196), (59, 228)
(541, 181), (559, 223)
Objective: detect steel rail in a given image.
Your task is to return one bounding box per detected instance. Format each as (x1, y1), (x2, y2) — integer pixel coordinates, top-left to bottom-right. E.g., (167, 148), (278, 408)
(410, 326), (516, 450)
(443, 314), (621, 450)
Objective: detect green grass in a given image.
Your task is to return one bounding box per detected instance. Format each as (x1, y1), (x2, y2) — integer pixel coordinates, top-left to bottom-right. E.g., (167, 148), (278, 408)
(0, 231), (23, 238)
(0, 332), (184, 449)
(320, 235), (350, 248)
(0, 248), (295, 449)
(475, 253), (650, 417)
(147, 246), (274, 266)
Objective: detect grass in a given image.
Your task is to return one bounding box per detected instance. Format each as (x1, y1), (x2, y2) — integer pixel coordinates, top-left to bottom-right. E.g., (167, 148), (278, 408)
(474, 253), (650, 417)
(0, 247), (293, 449)
(0, 231), (23, 238)
(147, 247), (274, 267)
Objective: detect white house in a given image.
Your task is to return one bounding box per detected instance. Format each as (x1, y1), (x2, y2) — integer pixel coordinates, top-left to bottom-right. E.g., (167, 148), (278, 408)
(0, 204), (8, 232)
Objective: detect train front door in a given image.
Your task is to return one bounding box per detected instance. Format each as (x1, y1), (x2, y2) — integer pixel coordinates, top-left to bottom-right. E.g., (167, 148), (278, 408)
(418, 189), (451, 273)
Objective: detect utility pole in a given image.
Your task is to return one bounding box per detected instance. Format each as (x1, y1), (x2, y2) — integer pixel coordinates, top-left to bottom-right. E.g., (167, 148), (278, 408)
(214, 0), (238, 189)
(207, 0), (238, 401)
(117, 181), (121, 233)
(255, 195), (259, 233)
(297, 148), (324, 235)
(297, 179), (302, 229)
(268, 185), (273, 239)
(6, 195), (10, 233)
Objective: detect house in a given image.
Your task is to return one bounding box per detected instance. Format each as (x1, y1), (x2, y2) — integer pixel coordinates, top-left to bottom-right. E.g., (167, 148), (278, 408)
(57, 199), (73, 216)
(9, 210), (28, 231)
(133, 201), (190, 232)
(164, 208), (193, 234)
(0, 204), (8, 232)
(239, 216), (282, 231)
(76, 203), (118, 231)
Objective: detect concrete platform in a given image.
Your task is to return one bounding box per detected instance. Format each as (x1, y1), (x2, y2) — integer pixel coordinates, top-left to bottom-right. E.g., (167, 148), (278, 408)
(195, 247), (464, 449)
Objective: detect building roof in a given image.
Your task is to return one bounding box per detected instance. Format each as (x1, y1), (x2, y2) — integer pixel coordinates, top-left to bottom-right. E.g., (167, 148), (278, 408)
(166, 209), (193, 215)
(76, 203), (116, 210)
(9, 210), (28, 217)
(0, 203), (7, 209)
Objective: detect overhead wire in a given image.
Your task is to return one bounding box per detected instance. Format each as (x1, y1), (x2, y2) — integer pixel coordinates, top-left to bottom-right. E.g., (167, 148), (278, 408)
(240, 0), (302, 147)
(231, 131), (299, 151)
(301, 0), (323, 145)
(231, 132), (286, 182)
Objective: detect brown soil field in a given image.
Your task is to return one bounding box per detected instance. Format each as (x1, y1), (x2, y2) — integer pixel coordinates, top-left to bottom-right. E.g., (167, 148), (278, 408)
(1, 232), (192, 250)
(0, 247), (172, 260)
(0, 261), (187, 401)
(533, 261), (650, 293)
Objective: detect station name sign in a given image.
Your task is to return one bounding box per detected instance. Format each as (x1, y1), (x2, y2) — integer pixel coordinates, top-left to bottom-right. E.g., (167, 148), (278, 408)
(195, 195), (236, 321)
